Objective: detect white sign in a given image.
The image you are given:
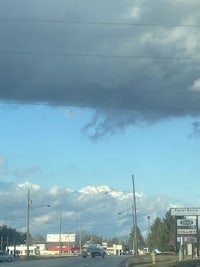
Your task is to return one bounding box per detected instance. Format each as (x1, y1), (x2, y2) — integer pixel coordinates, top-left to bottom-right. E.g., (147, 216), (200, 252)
(187, 243), (193, 255)
(102, 242), (107, 249)
(177, 229), (197, 235)
(47, 234), (76, 243)
(177, 219), (196, 226)
(171, 208), (200, 216)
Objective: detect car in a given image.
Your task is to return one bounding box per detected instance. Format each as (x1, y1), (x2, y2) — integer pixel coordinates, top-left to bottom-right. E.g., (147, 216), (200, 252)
(81, 243), (106, 258)
(0, 251), (14, 262)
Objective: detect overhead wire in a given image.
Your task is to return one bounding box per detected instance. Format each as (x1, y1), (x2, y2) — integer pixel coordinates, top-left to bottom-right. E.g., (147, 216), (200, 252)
(0, 50), (200, 61)
(0, 17), (200, 28)
(0, 15), (199, 110)
(0, 16), (200, 61)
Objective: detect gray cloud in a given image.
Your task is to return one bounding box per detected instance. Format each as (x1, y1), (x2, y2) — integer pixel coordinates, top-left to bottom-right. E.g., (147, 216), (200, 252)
(1, 0), (200, 138)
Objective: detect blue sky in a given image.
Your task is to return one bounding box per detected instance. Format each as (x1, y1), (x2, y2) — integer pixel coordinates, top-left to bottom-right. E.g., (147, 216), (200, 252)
(1, 0), (200, 235)
(1, 103), (200, 206)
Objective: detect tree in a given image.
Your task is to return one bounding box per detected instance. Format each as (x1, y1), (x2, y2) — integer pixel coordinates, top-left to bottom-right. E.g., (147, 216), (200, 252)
(0, 225), (27, 250)
(147, 217), (163, 251)
(107, 237), (120, 246)
(162, 210), (176, 251)
(128, 226), (146, 251)
(146, 210), (176, 252)
(33, 234), (46, 244)
(76, 230), (103, 248)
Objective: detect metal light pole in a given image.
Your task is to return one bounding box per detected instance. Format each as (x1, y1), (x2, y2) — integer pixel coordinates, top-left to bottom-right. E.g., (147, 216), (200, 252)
(147, 216), (151, 233)
(59, 213), (62, 255)
(79, 225), (82, 255)
(132, 175), (138, 256)
(26, 190), (31, 256)
(26, 190), (50, 256)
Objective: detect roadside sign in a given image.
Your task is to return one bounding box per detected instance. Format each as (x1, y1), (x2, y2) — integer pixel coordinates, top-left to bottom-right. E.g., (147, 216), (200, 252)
(171, 208), (200, 216)
(47, 234), (76, 242)
(177, 229), (197, 235)
(177, 219), (196, 227)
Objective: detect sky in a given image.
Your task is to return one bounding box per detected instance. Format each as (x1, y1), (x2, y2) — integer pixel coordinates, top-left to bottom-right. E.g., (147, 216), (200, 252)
(1, 0), (200, 240)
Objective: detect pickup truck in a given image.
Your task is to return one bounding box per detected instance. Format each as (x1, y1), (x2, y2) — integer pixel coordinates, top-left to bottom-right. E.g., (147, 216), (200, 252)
(81, 243), (106, 258)
(0, 251), (14, 262)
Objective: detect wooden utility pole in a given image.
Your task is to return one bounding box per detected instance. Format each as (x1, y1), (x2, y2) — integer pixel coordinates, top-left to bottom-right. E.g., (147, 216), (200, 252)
(26, 190), (30, 256)
(132, 175), (138, 256)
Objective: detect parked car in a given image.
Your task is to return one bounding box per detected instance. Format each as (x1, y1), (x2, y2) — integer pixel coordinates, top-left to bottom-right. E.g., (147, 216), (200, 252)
(0, 251), (14, 262)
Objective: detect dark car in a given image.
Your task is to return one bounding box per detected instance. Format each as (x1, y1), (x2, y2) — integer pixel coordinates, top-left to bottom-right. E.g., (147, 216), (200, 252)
(81, 243), (106, 258)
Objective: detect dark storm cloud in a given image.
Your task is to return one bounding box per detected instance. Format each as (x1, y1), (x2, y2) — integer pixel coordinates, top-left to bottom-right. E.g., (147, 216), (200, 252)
(188, 121), (200, 138)
(1, 0), (200, 136)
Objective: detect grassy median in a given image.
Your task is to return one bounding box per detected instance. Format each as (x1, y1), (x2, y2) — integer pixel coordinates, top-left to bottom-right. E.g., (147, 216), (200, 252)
(125, 254), (200, 267)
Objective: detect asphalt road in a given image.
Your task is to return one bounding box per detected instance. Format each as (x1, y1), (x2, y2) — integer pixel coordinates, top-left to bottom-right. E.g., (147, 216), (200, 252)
(0, 255), (126, 267)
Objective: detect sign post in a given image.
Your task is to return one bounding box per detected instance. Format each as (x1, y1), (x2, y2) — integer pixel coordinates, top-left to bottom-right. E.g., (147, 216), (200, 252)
(171, 208), (200, 260)
(179, 236), (184, 261)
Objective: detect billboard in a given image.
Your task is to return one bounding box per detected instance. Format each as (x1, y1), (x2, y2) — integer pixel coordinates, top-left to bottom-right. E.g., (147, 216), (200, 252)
(47, 234), (76, 243)
(171, 208), (200, 216)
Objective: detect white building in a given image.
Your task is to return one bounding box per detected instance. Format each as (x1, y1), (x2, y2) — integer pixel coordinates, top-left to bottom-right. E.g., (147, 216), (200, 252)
(7, 244), (46, 256)
(106, 244), (123, 255)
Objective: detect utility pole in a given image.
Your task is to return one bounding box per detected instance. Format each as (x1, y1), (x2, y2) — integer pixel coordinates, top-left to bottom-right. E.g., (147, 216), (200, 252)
(26, 190), (50, 257)
(59, 213), (62, 255)
(147, 216), (151, 233)
(132, 175), (138, 256)
(26, 190), (31, 256)
(79, 225), (82, 255)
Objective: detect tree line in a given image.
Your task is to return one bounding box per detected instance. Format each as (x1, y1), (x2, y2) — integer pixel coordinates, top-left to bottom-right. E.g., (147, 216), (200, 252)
(78, 209), (178, 253)
(0, 225), (27, 250)
(1, 209), (197, 253)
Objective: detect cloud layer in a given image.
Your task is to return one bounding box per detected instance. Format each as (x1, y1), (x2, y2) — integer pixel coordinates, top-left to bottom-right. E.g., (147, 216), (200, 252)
(0, 181), (178, 240)
(1, 1), (200, 137)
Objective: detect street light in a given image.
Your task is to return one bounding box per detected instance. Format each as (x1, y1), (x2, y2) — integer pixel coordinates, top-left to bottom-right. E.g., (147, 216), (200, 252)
(132, 175), (138, 256)
(147, 216), (151, 254)
(26, 190), (50, 256)
(105, 177), (139, 256)
(59, 213), (62, 255)
(147, 216), (151, 233)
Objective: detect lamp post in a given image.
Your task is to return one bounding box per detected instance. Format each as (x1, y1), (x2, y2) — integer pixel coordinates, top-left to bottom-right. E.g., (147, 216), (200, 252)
(79, 225), (82, 255)
(147, 215), (151, 254)
(132, 175), (138, 256)
(26, 190), (50, 256)
(147, 216), (151, 233)
(27, 190), (31, 256)
(105, 181), (139, 255)
(59, 213), (62, 255)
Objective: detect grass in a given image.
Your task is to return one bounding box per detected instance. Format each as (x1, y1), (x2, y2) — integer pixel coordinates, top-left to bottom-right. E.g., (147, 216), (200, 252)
(125, 254), (200, 267)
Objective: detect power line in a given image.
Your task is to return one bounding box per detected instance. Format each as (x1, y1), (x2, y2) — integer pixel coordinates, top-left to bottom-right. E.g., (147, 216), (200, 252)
(0, 17), (200, 28)
(0, 50), (200, 61)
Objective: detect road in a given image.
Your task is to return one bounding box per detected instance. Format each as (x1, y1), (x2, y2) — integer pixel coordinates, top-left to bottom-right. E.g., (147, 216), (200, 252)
(0, 255), (126, 267)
